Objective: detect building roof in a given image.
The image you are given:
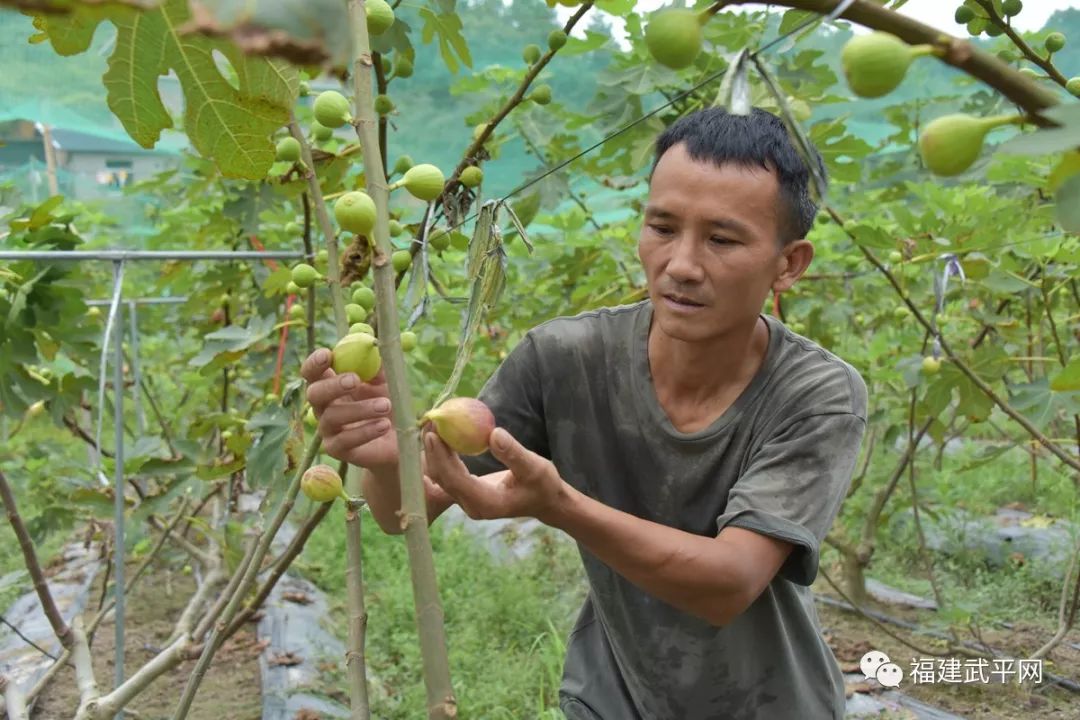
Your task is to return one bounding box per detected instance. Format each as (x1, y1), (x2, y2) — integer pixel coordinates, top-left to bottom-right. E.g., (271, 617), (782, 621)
(49, 127), (178, 156)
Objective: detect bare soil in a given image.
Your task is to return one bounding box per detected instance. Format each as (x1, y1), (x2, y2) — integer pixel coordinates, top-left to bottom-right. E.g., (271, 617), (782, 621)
(33, 559), (263, 720)
(814, 573), (1080, 720)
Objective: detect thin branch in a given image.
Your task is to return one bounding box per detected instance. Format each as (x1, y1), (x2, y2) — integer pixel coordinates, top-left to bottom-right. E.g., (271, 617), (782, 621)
(171, 534), (262, 720)
(0, 469), (72, 648)
(1031, 539), (1080, 660)
(441, 2), (596, 199)
(0, 614), (57, 659)
(168, 567), (225, 646)
(172, 434), (322, 720)
(225, 500), (333, 636)
(974, 0), (1069, 87)
(827, 206), (1080, 473)
(71, 618), (99, 715)
(62, 415), (115, 458)
(718, 0), (1059, 117)
(2, 675), (28, 720)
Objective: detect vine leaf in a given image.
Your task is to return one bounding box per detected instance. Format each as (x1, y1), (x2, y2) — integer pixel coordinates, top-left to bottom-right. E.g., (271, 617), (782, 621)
(34, 0), (297, 179)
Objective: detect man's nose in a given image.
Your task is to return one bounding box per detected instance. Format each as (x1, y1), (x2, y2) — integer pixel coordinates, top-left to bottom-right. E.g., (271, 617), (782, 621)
(665, 233), (705, 283)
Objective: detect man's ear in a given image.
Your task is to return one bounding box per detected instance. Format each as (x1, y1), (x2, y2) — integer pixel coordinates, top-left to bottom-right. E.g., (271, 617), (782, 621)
(772, 239), (813, 294)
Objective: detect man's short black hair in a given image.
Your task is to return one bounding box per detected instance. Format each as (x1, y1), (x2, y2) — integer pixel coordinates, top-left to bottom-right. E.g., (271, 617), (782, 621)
(649, 106), (827, 245)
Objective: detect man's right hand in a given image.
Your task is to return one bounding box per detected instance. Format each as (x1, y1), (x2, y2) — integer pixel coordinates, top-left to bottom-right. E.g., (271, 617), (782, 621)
(301, 348), (399, 472)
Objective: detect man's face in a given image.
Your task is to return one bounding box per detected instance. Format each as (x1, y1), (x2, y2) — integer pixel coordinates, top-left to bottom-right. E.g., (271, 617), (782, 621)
(638, 142), (790, 343)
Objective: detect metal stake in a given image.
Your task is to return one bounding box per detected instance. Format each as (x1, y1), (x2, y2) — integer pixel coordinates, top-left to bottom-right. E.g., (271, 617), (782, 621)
(111, 263), (126, 720)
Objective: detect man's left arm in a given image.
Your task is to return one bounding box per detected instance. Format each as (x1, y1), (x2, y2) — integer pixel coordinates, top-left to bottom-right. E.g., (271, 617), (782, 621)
(424, 411), (867, 627)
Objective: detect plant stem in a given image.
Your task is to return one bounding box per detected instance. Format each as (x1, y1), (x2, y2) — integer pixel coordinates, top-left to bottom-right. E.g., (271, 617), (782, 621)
(828, 206), (1080, 474)
(348, 2), (455, 717)
(71, 617), (99, 715)
(717, 0), (1059, 117)
(224, 500), (334, 636)
(344, 486), (371, 719)
(0, 468), (71, 649)
(1, 675), (28, 720)
(974, 0), (1070, 88)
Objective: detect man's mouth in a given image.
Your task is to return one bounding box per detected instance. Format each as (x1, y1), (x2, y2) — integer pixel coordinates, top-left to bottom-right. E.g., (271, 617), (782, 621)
(664, 294), (704, 307)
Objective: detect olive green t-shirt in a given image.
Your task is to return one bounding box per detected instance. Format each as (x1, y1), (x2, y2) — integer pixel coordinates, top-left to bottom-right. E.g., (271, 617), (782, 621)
(461, 300), (868, 720)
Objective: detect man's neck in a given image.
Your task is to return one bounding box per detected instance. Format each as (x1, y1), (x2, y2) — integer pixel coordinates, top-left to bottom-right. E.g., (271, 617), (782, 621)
(648, 315), (770, 407)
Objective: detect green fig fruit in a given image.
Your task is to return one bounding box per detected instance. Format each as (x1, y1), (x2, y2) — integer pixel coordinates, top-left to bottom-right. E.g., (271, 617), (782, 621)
(954, 6), (975, 23)
(299, 80), (310, 97)
(421, 397), (496, 455)
(888, 250), (903, 264)
(304, 406), (317, 425)
(366, 0), (395, 35)
(276, 137), (301, 162)
(374, 94), (395, 115)
(311, 121), (333, 142)
(400, 330), (417, 352)
(1067, 76), (1080, 96)
(394, 55), (414, 78)
(289, 303), (306, 321)
(1003, 0), (1022, 17)
(302, 464), (348, 503)
(1045, 32), (1066, 53)
(286, 281), (302, 295)
(922, 356), (941, 374)
(523, 43), (542, 64)
(352, 286), (376, 309)
(346, 303), (367, 324)
(392, 250), (412, 273)
(349, 322), (375, 336)
(333, 332), (381, 381)
(644, 8), (703, 70)
(459, 166), (483, 188)
(314, 90), (353, 128)
(393, 155), (414, 175)
(291, 263), (322, 288)
(548, 29), (567, 50)
(334, 191), (377, 235)
(918, 113), (1021, 177)
(893, 305), (909, 320)
(841, 32), (933, 98)
(401, 164), (445, 201)
(429, 227), (451, 251)
(529, 84), (552, 105)
(389, 219), (404, 237)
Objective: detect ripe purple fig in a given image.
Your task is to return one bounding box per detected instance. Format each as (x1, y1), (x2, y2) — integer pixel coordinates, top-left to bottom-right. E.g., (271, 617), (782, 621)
(421, 397), (496, 455)
(301, 464), (348, 503)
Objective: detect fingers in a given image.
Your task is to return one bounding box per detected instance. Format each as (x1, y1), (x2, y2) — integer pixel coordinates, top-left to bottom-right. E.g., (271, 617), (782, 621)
(423, 430), (476, 500)
(323, 418), (394, 460)
(307, 369), (389, 418)
(300, 348), (333, 384)
(319, 396), (392, 435)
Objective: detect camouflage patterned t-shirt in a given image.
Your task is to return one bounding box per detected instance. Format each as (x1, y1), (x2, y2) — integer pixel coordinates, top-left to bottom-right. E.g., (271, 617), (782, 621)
(461, 300), (868, 719)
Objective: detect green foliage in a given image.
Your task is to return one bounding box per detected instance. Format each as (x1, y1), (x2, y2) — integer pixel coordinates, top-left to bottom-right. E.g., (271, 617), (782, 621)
(34, 0), (299, 179)
(298, 501), (585, 718)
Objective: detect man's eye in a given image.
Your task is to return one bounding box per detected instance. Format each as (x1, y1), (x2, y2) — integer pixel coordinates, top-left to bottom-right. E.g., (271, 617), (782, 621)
(711, 237), (734, 245)
(650, 225), (673, 235)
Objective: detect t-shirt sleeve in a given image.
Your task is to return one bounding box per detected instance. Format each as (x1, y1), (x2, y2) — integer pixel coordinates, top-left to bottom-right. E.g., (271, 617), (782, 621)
(459, 333), (549, 478)
(714, 411), (867, 586)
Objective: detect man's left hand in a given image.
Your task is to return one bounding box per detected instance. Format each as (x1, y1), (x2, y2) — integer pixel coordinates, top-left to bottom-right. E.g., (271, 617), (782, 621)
(423, 426), (569, 524)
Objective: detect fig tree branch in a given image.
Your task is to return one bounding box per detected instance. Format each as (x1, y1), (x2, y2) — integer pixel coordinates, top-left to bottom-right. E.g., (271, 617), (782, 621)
(442, 1), (596, 197)
(716, 0), (1059, 118)
(71, 618), (99, 716)
(172, 533), (262, 720)
(1, 675), (28, 720)
(0, 468), (72, 649)
(827, 206), (1080, 474)
(973, 0), (1069, 88)
(225, 499), (333, 637)
(1031, 539), (1080, 659)
(348, 1), (456, 716)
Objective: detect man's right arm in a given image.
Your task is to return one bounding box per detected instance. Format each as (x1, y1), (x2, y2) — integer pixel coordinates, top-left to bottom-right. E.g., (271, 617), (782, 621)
(362, 460), (456, 535)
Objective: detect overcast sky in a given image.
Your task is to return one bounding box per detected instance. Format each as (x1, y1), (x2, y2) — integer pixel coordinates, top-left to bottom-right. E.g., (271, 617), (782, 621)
(555, 0), (1074, 44)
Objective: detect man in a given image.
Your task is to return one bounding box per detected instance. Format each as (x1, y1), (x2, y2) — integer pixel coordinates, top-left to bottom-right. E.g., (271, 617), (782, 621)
(302, 106), (867, 719)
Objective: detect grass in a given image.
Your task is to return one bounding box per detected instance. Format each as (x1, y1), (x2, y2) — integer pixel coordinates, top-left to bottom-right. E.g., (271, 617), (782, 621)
(828, 436), (1079, 633)
(295, 501), (587, 719)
